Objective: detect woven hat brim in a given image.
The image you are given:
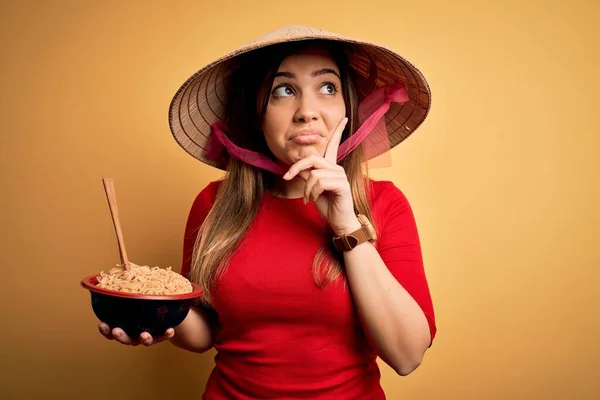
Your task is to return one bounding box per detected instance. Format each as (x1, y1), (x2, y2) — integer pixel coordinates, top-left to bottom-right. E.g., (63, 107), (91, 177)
(168, 25), (431, 170)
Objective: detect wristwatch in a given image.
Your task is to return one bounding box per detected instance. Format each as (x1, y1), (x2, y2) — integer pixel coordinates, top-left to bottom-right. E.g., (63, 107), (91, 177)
(332, 214), (377, 252)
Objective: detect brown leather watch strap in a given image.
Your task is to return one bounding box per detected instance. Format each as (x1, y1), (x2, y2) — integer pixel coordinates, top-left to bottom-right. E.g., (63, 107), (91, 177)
(332, 226), (370, 252)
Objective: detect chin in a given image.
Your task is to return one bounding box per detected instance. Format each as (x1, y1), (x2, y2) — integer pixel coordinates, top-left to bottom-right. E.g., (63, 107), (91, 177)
(289, 147), (322, 163)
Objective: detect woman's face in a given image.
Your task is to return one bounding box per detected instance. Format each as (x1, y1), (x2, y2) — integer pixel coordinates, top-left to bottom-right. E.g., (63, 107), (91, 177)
(261, 48), (346, 166)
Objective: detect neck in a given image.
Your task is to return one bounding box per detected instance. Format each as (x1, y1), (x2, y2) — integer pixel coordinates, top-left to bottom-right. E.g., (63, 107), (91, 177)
(273, 176), (305, 199)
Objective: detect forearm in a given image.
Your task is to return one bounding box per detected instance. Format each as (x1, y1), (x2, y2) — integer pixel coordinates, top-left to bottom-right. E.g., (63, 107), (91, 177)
(341, 224), (431, 375)
(169, 306), (216, 353)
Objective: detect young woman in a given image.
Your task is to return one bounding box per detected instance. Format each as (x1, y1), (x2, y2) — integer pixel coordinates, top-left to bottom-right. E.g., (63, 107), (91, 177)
(99, 25), (437, 399)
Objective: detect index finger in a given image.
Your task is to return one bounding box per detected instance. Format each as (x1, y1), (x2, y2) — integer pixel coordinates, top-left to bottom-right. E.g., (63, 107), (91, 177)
(324, 117), (348, 164)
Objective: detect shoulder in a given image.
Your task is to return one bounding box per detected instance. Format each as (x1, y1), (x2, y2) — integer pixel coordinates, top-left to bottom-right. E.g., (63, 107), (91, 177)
(190, 180), (222, 212)
(184, 179), (222, 235)
(185, 180), (223, 228)
(365, 178), (417, 233)
(367, 178), (411, 210)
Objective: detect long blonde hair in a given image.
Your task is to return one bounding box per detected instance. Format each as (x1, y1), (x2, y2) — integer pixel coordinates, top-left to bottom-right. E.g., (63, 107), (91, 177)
(190, 41), (377, 304)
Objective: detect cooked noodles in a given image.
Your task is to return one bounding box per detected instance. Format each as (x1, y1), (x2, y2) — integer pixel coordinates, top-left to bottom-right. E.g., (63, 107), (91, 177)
(96, 262), (193, 295)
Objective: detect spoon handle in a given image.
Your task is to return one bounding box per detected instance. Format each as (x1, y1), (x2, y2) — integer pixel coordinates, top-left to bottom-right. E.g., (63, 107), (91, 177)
(102, 177), (130, 270)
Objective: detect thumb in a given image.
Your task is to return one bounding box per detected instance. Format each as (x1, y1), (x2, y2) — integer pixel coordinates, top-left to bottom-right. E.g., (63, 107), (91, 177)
(157, 328), (176, 343)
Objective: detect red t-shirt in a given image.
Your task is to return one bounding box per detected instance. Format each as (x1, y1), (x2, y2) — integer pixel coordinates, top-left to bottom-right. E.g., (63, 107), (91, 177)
(181, 179), (436, 399)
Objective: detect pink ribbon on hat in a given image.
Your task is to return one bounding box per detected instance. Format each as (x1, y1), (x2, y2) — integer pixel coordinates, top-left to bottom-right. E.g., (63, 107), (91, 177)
(205, 82), (409, 175)
(338, 82), (409, 160)
(206, 120), (288, 174)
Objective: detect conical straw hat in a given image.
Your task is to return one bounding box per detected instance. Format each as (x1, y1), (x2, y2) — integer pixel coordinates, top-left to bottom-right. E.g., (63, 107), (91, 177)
(168, 25), (431, 170)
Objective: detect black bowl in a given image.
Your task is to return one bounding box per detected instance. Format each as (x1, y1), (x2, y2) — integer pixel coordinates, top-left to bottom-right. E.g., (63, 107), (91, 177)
(81, 275), (203, 338)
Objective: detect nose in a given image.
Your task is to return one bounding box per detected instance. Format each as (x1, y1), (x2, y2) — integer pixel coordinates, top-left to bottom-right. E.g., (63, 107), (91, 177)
(293, 94), (319, 123)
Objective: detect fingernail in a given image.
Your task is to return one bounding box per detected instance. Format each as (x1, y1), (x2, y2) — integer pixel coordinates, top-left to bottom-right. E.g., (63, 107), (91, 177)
(283, 172), (290, 180)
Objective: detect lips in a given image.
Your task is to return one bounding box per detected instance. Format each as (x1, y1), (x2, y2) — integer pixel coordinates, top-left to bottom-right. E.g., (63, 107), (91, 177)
(290, 130), (323, 145)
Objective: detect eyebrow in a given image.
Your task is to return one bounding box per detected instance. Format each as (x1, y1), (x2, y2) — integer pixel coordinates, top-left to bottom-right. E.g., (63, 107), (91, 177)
(274, 68), (341, 80)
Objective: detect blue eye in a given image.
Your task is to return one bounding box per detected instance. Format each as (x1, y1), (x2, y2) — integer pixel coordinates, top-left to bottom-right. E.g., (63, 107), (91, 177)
(272, 85), (294, 97)
(320, 83), (338, 95)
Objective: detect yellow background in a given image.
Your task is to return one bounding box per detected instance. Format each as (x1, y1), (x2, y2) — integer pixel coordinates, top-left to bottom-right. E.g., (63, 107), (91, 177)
(1, 0), (599, 398)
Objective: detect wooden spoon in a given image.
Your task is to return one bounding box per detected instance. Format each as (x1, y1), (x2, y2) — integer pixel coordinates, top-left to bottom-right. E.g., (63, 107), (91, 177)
(102, 177), (130, 271)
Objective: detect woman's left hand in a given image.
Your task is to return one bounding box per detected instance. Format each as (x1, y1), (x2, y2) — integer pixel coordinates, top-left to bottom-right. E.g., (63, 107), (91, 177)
(283, 117), (360, 236)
